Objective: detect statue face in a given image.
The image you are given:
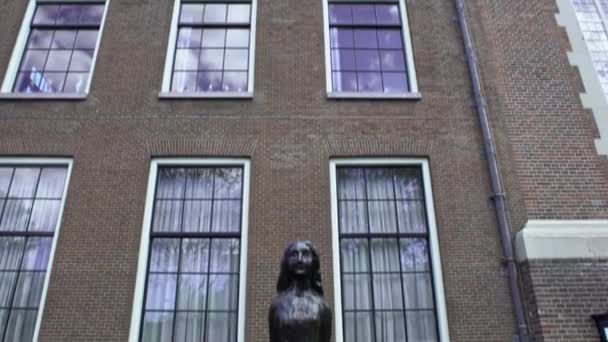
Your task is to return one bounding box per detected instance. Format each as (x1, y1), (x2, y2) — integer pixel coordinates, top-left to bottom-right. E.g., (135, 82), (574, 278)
(286, 241), (314, 277)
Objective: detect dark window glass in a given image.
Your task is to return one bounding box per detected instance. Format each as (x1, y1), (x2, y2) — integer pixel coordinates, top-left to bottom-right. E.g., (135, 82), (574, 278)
(141, 167), (244, 342)
(328, 3), (410, 93)
(172, 2), (251, 93)
(14, 3), (105, 94)
(0, 166), (68, 342)
(337, 167), (439, 342)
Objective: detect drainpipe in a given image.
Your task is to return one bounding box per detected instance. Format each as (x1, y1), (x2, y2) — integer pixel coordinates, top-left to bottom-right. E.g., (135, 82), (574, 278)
(454, 1), (530, 341)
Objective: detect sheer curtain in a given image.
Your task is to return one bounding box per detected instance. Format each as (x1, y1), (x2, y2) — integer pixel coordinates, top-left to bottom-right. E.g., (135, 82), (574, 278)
(338, 167), (438, 342)
(0, 166), (66, 342)
(143, 167), (242, 342)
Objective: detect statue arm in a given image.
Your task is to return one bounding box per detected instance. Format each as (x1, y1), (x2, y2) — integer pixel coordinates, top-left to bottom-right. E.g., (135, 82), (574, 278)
(319, 305), (332, 342)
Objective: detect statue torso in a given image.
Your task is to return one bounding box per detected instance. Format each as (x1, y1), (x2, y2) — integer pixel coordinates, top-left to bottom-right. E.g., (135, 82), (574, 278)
(270, 289), (329, 342)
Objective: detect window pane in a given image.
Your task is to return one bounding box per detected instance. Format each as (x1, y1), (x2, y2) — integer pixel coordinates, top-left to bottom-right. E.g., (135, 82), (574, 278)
(375, 311), (406, 342)
(394, 168), (423, 199)
(52, 30), (77, 49)
(211, 200), (241, 232)
(380, 50), (406, 71)
(41, 72), (67, 93)
(338, 201), (368, 233)
(56, 5), (82, 25)
(149, 239), (180, 273)
(224, 49), (248, 70)
(200, 49), (225, 71)
(185, 168), (214, 199)
(69, 50), (93, 72)
(145, 274), (177, 311)
(20, 50), (48, 73)
(177, 274), (208, 310)
(183, 200), (212, 233)
(142, 311), (174, 342)
(368, 201), (397, 233)
(331, 49), (356, 71)
(157, 168), (186, 199)
(45, 50), (72, 71)
(355, 50), (381, 71)
(227, 4), (250, 24)
(172, 72), (197, 92)
(0, 272), (18, 306)
(352, 5), (376, 25)
(9, 169), (39, 198)
(28, 200), (60, 231)
(0, 237), (25, 270)
(33, 5), (59, 25)
(357, 72), (382, 92)
(75, 30), (99, 49)
(378, 29), (403, 49)
(400, 239), (430, 272)
(332, 72), (358, 92)
(373, 273), (403, 310)
(4, 309), (37, 342)
(207, 274), (238, 310)
(370, 239), (401, 271)
(64, 72), (89, 93)
(340, 239), (369, 272)
(354, 29), (378, 49)
(152, 200), (183, 232)
(406, 310), (438, 342)
(226, 29), (249, 48)
(0, 200), (33, 232)
(174, 49), (200, 71)
(181, 238), (210, 273)
(180, 4), (204, 23)
(215, 168), (243, 199)
(396, 200), (426, 233)
(222, 71), (248, 92)
(202, 29), (226, 48)
(80, 5), (104, 25)
(28, 30), (53, 49)
(0, 168), (12, 196)
(197, 71), (223, 92)
(206, 312), (237, 342)
(342, 273), (372, 310)
(329, 4), (352, 24)
(376, 4), (401, 25)
(175, 312), (205, 342)
(209, 239), (240, 273)
(403, 272), (434, 309)
(366, 168), (395, 199)
(37, 168), (67, 198)
(177, 28), (202, 48)
(12, 271), (46, 308)
(204, 4), (227, 23)
(330, 28), (354, 48)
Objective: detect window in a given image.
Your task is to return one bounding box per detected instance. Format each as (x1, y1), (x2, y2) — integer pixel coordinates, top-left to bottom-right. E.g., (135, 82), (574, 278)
(1, 1), (108, 95)
(0, 159), (71, 342)
(329, 159), (448, 342)
(323, 1), (419, 98)
(160, 0), (257, 97)
(129, 159), (250, 342)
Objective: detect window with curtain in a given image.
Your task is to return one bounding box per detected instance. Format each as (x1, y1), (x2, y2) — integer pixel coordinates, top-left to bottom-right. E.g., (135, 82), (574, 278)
(0, 165), (68, 342)
(12, 2), (106, 94)
(336, 166), (438, 342)
(327, 2), (412, 93)
(140, 167), (243, 342)
(170, 1), (252, 93)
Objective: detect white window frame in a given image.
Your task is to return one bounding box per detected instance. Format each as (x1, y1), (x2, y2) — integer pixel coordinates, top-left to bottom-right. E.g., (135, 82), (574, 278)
(0, 157), (73, 342)
(0, 0), (110, 100)
(128, 158), (251, 342)
(322, 0), (420, 100)
(159, 0), (258, 99)
(329, 158), (449, 342)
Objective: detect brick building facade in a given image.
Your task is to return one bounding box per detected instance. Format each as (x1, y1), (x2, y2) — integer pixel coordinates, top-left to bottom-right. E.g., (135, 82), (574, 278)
(0, 0), (605, 341)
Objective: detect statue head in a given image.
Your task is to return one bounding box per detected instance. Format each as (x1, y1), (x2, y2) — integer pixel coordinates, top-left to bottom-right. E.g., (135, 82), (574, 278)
(276, 240), (324, 296)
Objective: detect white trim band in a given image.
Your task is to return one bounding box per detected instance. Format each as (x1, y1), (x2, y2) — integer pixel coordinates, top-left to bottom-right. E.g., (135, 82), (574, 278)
(515, 220), (608, 261)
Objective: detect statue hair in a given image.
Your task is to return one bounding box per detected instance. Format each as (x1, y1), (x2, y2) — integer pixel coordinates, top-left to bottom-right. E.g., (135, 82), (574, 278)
(276, 240), (324, 296)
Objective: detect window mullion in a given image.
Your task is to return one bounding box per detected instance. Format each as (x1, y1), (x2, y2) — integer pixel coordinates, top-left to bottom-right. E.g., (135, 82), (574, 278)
(390, 171), (409, 341)
(201, 170), (217, 342)
(361, 169), (378, 342)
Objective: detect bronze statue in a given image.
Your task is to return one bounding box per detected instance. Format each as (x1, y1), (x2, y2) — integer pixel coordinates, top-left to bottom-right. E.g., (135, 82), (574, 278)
(269, 241), (332, 342)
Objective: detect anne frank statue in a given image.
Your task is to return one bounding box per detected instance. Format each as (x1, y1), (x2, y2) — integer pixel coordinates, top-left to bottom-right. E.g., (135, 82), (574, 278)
(269, 241), (332, 342)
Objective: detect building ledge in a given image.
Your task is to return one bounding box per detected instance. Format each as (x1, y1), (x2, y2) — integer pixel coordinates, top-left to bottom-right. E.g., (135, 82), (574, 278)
(158, 91), (253, 99)
(327, 91), (422, 100)
(515, 220), (608, 261)
(0, 93), (87, 100)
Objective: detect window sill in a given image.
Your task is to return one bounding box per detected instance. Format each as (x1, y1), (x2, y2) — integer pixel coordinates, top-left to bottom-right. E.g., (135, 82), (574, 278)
(158, 91), (253, 99)
(327, 92), (422, 100)
(0, 93), (87, 101)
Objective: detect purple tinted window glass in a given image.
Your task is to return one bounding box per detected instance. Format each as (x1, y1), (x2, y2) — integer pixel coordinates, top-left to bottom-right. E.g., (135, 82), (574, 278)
(64, 72), (89, 93)
(33, 5), (59, 25)
(180, 4), (204, 23)
(226, 29), (249, 48)
(331, 49), (356, 71)
(198, 71), (223, 91)
(202, 29), (226, 48)
(378, 29), (403, 49)
(375, 4), (401, 25)
(329, 4), (352, 24)
(355, 50), (381, 71)
(45, 51), (72, 71)
(27, 30), (53, 49)
(178, 28), (202, 48)
(380, 50), (406, 71)
(40, 72), (66, 92)
(56, 5), (82, 25)
(357, 72), (382, 91)
(330, 28), (354, 49)
(354, 29), (378, 48)
(79, 5), (104, 25)
(14, 73), (41, 93)
(224, 49), (248, 70)
(75, 30), (99, 49)
(382, 72), (408, 92)
(352, 5), (376, 25)
(172, 72), (197, 92)
(20, 51), (48, 73)
(222, 71), (248, 92)
(227, 4), (250, 24)
(200, 49), (225, 70)
(51, 31), (77, 49)
(174, 49), (200, 71)
(68, 50), (94, 72)
(204, 4), (227, 23)
(332, 72), (358, 92)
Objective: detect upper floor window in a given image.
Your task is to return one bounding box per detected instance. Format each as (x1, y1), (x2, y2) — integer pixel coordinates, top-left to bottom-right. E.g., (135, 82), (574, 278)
(323, 1), (419, 98)
(0, 159), (72, 342)
(1, 1), (108, 95)
(329, 159), (449, 342)
(160, 0), (257, 98)
(129, 159), (250, 342)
